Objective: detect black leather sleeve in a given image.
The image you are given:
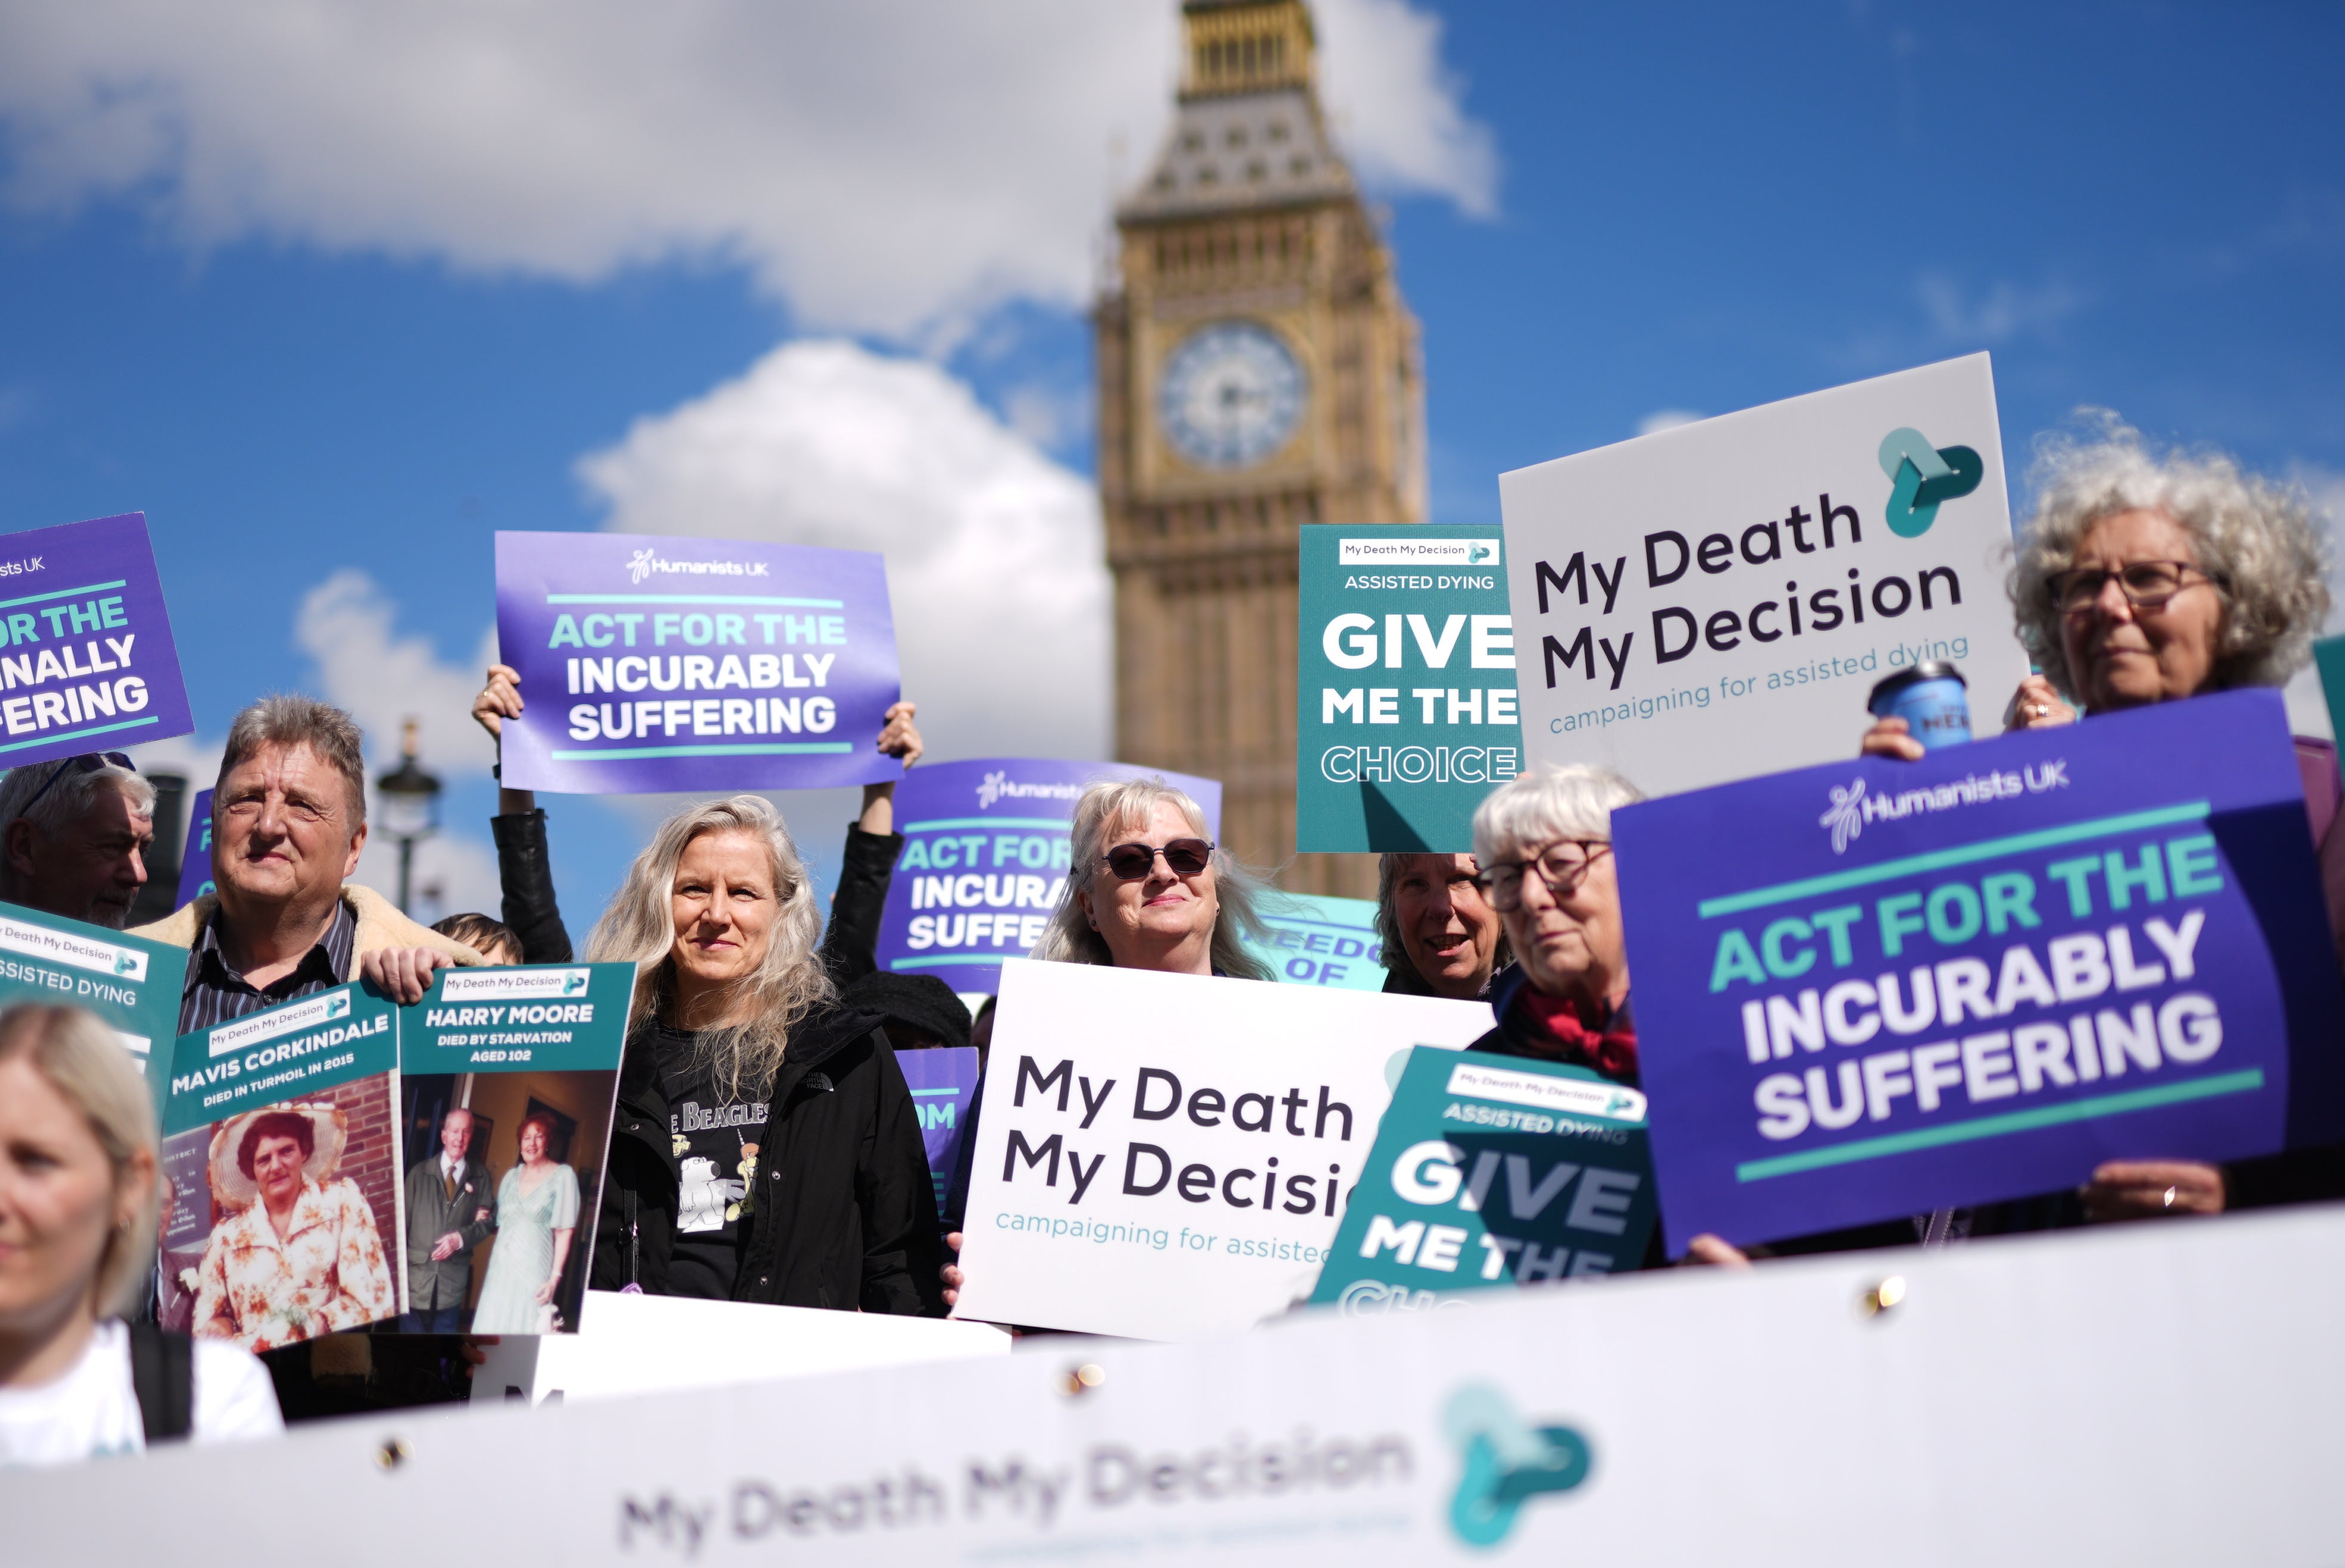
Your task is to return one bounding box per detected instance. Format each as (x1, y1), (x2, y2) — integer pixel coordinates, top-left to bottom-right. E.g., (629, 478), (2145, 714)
(819, 824), (905, 988)
(490, 808), (574, 963)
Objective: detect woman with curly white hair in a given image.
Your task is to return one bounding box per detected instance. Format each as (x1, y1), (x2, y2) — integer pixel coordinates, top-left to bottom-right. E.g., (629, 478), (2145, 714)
(1858, 417), (2342, 1226)
(584, 795), (944, 1314)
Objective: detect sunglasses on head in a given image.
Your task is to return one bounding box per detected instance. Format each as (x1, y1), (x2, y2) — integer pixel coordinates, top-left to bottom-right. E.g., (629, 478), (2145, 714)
(18, 751), (136, 816)
(1100, 838), (1215, 881)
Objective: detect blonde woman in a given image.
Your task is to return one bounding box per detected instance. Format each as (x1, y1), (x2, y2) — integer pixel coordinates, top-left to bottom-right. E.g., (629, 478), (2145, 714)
(0, 1004), (280, 1465)
(1030, 777), (1274, 979)
(584, 796), (944, 1314)
(944, 778), (1273, 1309)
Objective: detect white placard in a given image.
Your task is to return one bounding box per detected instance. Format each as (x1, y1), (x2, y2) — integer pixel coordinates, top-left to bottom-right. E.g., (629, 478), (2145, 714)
(14, 1204), (2345, 1564)
(471, 1290), (1011, 1406)
(953, 959), (1493, 1339)
(1501, 354), (2032, 795)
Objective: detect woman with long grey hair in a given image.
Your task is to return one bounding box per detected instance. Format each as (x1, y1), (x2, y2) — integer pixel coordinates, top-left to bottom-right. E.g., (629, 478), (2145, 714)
(584, 795), (943, 1315)
(1853, 418), (2342, 1231)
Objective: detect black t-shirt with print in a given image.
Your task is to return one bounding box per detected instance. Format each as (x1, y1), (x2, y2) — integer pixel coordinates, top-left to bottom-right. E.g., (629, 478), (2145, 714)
(651, 1027), (771, 1301)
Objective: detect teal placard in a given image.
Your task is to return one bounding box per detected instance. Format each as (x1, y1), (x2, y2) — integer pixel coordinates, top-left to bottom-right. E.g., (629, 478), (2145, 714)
(162, 982), (399, 1135)
(1246, 891), (1387, 991)
(0, 899), (186, 1105)
(2314, 635), (2345, 745)
(400, 962), (635, 1075)
(1296, 524), (1522, 851)
(1310, 1047), (1657, 1312)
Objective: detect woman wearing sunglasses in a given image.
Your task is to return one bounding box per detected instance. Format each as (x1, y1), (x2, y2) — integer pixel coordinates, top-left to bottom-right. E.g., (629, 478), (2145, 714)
(1028, 779), (1275, 979)
(1852, 421), (2340, 1230)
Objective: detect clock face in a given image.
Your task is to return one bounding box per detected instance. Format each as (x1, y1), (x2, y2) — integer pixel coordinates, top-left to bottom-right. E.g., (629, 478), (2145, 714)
(1156, 321), (1305, 470)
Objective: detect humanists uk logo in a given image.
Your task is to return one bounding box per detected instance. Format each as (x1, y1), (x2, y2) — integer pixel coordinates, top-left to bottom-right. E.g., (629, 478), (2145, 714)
(975, 770), (1086, 810)
(1819, 761), (2071, 854)
(1878, 428), (1984, 539)
(625, 547), (774, 584)
(1443, 1385), (1593, 1550)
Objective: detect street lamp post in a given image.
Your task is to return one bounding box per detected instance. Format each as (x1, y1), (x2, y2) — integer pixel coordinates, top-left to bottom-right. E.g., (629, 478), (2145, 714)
(374, 718), (443, 916)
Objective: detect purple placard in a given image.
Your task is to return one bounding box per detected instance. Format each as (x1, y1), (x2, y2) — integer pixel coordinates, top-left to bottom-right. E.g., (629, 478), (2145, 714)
(0, 513), (192, 768)
(897, 1046), (980, 1221)
(175, 787), (214, 909)
(1614, 689), (2345, 1250)
(494, 530), (901, 794)
(873, 758), (1224, 993)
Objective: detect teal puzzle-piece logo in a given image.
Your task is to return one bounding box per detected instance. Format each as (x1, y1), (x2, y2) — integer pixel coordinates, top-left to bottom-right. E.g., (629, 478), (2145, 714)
(1879, 427), (1984, 539)
(1444, 1385), (1594, 1549)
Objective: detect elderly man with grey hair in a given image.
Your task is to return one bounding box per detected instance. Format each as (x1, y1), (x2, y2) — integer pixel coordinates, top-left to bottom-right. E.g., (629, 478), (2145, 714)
(132, 695), (481, 1032)
(0, 751), (157, 929)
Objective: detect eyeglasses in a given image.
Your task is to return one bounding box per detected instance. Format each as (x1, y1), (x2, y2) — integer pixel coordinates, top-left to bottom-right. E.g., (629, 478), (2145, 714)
(17, 751), (136, 816)
(2046, 561), (2223, 615)
(1100, 838), (1215, 881)
(1473, 839), (1610, 912)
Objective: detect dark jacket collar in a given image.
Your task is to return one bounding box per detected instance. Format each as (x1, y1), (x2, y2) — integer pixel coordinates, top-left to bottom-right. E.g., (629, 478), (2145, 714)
(618, 1000), (888, 1115)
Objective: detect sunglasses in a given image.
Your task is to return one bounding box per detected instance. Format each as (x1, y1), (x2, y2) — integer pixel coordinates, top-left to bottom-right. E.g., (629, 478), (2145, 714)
(18, 751), (136, 816)
(1100, 837), (1215, 881)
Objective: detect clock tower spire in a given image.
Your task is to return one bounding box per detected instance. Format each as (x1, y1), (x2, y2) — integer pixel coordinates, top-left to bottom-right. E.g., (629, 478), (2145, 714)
(1097, 0), (1426, 898)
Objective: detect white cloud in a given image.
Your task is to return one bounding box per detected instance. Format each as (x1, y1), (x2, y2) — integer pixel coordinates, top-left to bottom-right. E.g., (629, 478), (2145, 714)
(578, 339), (1109, 764)
(1635, 409), (1704, 437)
(0, 0), (1495, 338)
(1916, 273), (2087, 345)
(290, 570), (505, 913)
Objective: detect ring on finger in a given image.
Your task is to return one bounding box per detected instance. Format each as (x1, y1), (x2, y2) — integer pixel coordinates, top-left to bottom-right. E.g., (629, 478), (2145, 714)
(2161, 1186), (2178, 1209)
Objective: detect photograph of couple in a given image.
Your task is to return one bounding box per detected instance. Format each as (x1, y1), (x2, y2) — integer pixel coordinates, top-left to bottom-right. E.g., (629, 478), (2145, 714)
(398, 1069), (612, 1334)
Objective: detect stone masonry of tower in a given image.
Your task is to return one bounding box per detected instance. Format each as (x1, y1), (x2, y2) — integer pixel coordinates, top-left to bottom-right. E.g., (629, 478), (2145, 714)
(1097, 0), (1426, 899)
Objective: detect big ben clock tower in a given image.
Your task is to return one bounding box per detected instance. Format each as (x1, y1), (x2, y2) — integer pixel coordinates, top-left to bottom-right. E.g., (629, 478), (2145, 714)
(1098, 0), (1426, 898)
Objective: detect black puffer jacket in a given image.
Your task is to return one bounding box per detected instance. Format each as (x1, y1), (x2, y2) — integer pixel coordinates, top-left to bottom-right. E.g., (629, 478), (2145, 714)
(589, 1001), (947, 1315)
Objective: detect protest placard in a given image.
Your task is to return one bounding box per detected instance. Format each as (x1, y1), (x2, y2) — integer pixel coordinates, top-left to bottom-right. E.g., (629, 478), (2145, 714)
(1296, 525), (1519, 850)
(175, 785), (214, 909)
(394, 962), (633, 1333)
(1613, 689), (2345, 1249)
(1310, 1048), (1655, 1316)
(494, 530), (901, 794)
(1500, 355), (2031, 796)
(0, 512), (193, 768)
(27, 1194), (2345, 1566)
(157, 983), (408, 1348)
(898, 1046), (980, 1221)
(870, 758), (1222, 994)
(0, 898), (182, 1101)
(1245, 889), (1386, 991)
(951, 959), (1492, 1340)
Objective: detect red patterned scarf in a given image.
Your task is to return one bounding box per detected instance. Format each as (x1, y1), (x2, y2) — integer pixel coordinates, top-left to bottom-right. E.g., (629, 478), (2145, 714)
(1513, 988), (1638, 1085)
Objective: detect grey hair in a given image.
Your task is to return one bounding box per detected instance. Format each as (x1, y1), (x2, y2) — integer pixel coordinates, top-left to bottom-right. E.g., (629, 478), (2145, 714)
(1375, 853), (1514, 976)
(2008, 416), (2332, 698)
(582, 795), (831, 1102)
(0, 1003), (160, 1320)
(1472, 764), (1646, 870)
(0, 757), (155, 842)
(1030, 777), (1276, 981)
(219, 695), (369, 828)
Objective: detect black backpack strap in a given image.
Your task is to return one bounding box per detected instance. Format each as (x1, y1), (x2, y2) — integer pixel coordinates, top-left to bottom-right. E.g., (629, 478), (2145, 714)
(126, 1322), (194, 1443)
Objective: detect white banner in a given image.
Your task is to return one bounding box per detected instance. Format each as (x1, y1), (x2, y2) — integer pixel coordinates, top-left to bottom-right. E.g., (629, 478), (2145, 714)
(952, 960), (1494, 1339)
(1501, 354), (2032, 795)
(16, 1204), (2344, 1564)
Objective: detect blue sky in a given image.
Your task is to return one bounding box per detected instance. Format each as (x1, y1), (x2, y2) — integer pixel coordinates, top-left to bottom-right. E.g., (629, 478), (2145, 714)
(1, 0), (2338, 926)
